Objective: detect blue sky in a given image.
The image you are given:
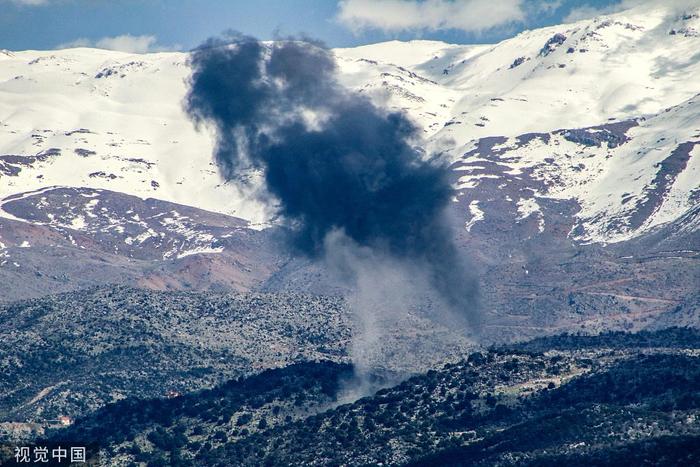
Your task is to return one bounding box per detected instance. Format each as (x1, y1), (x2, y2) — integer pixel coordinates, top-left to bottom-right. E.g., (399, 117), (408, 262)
(1, 0), (631, 52)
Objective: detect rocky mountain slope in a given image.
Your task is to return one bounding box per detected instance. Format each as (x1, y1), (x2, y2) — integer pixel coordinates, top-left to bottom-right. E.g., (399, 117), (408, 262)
(33, 328), (700, 466)
(0, 2), (698, 334)
(0, 286), (472, 438)
(2, 2), (698, 241)
(0, 187), (281, 301)
(0, 287), (348, 432)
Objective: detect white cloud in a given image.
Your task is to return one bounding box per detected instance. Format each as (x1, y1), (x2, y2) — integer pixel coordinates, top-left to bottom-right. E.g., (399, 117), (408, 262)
(336, 0), (526, 34)
(94, 35), (158, 53)
(57, 34), (175, 53)
(564, 0), (699, 23)
(533, 0), (563, 14)
(563, 3), (625, 22)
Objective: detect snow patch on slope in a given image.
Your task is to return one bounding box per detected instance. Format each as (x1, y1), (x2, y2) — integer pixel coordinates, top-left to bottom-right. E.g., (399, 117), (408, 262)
(465, 200), (484, 232)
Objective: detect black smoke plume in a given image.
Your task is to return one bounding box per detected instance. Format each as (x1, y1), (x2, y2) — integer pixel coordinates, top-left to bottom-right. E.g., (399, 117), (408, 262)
(185, 32), (479, 330)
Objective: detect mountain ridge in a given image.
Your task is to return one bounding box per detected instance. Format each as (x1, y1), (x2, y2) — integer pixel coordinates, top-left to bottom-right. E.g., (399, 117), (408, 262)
(0, 1), (698, 336)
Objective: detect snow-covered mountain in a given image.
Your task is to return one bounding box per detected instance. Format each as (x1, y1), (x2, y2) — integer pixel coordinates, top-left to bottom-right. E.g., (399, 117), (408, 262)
(340, 3), (700, 244)
(2, 2), (699, 245)
(0, 1), (698, 338)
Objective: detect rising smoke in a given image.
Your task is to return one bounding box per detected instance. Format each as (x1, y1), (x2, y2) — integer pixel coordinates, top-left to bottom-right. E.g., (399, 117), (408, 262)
(185, 32), (480, 376)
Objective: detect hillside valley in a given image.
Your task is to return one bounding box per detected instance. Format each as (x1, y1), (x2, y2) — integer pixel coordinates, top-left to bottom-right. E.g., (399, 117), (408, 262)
(32, 328), (700, 466)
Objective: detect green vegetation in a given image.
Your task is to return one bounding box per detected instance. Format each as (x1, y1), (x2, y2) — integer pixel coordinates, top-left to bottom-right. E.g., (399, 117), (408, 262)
(0, 286), (349, 424)
(40, 328), (700, 466)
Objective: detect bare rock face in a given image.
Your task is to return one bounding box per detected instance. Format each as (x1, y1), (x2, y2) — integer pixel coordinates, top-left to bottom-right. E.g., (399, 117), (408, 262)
(539, 33), (568, 57)
(0, 187), (282, 301)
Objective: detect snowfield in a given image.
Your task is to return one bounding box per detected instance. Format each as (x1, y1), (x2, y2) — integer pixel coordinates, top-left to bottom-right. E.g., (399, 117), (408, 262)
(1, 0), (699, 244)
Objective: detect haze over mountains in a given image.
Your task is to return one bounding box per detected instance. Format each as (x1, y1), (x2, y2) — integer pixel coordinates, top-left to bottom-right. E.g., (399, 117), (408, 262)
(0, 1), (698, 336)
